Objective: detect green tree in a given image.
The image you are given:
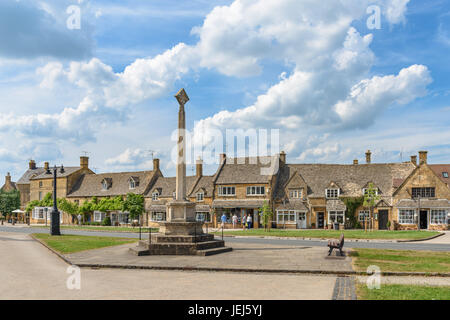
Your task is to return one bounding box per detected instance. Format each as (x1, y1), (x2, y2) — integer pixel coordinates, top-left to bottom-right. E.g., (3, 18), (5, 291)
(363, 182), (381, 232)
(259, 201), (273, 231)
(122, 193), (144, 221)
(0, 189), (20, 219)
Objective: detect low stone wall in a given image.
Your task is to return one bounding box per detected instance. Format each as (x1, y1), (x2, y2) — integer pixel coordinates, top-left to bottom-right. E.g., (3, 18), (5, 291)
(428, 224), (449, 231)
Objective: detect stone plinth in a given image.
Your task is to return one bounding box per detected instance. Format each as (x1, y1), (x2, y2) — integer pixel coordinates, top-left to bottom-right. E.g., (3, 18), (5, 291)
(166, 200), (196, 222)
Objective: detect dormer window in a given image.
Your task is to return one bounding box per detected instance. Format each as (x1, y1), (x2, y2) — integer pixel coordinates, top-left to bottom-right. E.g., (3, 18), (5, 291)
(326, 188), (339, 199)
(152, 192), (159, 201)
(128, 177), (139, 190)
(129, 180), (136, 189)
(101, 179), (108, 190)
(362, 188), (378, 196)
(289, 189), (301, 199)
(197, 192), (204, 202)
(443, 172), (449, 178)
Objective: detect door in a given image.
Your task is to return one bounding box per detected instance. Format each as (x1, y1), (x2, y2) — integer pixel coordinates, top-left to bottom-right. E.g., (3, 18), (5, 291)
(317, 212), (324, 229)
(297, 212), (306, 229)
(378, 210), (389, 230)
(420, 210), (428, 230)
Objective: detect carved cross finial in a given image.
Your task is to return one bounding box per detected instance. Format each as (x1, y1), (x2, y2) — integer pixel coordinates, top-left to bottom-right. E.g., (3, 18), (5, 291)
(175, 88), (189, 106)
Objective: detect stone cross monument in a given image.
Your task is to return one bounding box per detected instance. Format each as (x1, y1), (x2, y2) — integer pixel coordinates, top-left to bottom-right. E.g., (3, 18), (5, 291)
(130, 88), (231, 256)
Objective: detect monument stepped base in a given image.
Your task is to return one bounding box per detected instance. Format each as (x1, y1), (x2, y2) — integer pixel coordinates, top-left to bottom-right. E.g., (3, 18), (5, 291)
(129, 233), (232, 256)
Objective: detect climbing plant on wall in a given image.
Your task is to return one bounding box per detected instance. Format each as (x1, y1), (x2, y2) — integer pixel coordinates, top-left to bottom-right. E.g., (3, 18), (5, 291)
(342, 196), (364, 229)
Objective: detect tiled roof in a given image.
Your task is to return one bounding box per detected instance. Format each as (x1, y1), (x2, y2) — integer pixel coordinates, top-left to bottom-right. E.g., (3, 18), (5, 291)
(30, 167), (83, 180)
(276, 200), (309, 211)
(0, 181), (16, 191)
(68, 171), (155, 197)
(274, 163), (415, 199)
(215, 156), (278, 184)
(145, 176), (198, 198)
(396, 199), (450, 209)
(189, 175), (214, 197)
(429, 165), (450, 186)
(17, 168), (46, 184)
(326, 199), (347, 211)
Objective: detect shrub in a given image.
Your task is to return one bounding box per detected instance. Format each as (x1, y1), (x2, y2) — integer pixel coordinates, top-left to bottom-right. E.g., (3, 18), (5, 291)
(102, 216), (111, 226)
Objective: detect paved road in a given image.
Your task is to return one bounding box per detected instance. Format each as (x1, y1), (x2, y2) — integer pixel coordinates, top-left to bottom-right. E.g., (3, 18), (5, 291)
(1, 225), (449, 252)
(0, 232), (336, 300)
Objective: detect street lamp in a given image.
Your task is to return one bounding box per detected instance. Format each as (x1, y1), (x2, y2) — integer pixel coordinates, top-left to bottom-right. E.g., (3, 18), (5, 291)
(46, 164), (65, 236)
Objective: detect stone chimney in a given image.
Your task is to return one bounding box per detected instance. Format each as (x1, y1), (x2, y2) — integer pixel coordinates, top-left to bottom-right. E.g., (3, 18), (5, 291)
(29, 160), (36, 170)
(411, 155), (417, 166)
(353, 159), (359, 165)
(220, 153), (226, 163)
(80, 156), (89, 169)
(365, 150), (372, 164)
(44, 162), (49, 171)
(196, 158), (203, 178)
(5, 172), (11, 184)
(153, 158), (160, 171)
(280, 151), (286, 164)
(419, 151), (428, 164)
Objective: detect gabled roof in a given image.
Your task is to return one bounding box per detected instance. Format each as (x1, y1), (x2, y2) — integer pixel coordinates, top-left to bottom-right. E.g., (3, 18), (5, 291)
(68, 170), (155, 197)
(274, 163), (415, 199)
(0, 181), (16, 191)
(215, 156), (278, 184)
(145, 175), (198, 198)
(17, 167), (46, 184)
(429, 164), (450, 186)
(189, 175), (214, 197)
(30, 167), (84, 180)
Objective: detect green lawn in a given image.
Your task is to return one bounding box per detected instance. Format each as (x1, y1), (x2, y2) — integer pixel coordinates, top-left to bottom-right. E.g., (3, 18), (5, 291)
(33, 233), (137, 254)
(34, 225), (158, 233)
(213, 229), (440, 240)
(350, 248), (450, 273)
(357, 283), (450, 300)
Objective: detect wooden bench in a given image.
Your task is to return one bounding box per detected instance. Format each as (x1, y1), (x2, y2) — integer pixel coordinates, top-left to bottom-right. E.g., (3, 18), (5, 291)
(328, 233), (345, 256)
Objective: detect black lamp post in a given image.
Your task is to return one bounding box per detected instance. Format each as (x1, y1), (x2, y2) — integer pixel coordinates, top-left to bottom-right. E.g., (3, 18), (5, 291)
(47, 164), (65, 236)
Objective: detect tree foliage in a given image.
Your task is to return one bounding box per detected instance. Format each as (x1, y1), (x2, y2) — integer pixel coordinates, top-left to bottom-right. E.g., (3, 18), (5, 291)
(259, 201), (273, 231)
(0, 189), (20, 218)
(122, 193), (144, 220)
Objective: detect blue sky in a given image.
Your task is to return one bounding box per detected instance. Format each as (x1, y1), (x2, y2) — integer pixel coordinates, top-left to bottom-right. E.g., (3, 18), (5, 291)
(0, 0), (449, 181)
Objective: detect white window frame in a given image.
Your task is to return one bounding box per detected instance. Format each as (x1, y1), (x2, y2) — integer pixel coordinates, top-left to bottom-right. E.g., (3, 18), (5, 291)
(399, 209), (415, 224)
(196, 192), (204, 202)
(246, 186), (265, 196)
(362, 188), (378, 196)
(328, 211), (344, 224)
(101, 180), (108, 190)
(430, 209), (447, 225)
(443, 172), (449, 178)
(358, 210), (370, 222)
(276, 210), (297, 224)
(151, 212), (166, 222)
(152, 192), (159, 201)
(219, 186), (236, 196)
(94, 211), (106, 223)
(289, 189), (301, 199)
(129, 179), (136, 189)
(326, 188), (339, 199)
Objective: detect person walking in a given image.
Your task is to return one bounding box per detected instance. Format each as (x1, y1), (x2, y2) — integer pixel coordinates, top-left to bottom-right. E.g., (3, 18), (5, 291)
(247, 214), (252, 230)
(220, 213), (227, 231)
(242, 214), (247, 231)
(232, 213), (238, 229)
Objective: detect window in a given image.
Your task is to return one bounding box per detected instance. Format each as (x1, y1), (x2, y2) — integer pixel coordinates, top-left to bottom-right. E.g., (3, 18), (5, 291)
(196, 212), (211, 222)
(152, 192), (159, 201)
(399, 209), (415, 224)
(246, 186), (265, 196)
(102, 180), (108, 190)
(289, 189), (302, 199)
(94, 211), (106, 222)
(363, 188), (378, 196)
(32, 208), (44, 219)
(196, 192), (204, 202)
(443, 172), (449, 178)
(39, 181), (43, 188)
(39, 192), (43, 201)
(326, 188), (339, 199)
(129, 180), (136, 189)
(328, 211), (344, 224)
(358, 210), (370, 222)
(412, 187), (435, 198)
(219, 186), (235, 196)
(277, 210), (297, 224)
(74, 200), (79, 205)
(173, 192), (176, 200)
(430, 210), (447, 225)
(151, 212), (166, 221)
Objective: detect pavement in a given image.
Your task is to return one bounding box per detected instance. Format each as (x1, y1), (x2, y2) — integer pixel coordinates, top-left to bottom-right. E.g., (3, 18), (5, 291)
(0, 231), (339, 300)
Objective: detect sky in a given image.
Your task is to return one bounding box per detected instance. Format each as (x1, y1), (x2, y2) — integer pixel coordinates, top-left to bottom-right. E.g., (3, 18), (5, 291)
(1, 0), (450, 181)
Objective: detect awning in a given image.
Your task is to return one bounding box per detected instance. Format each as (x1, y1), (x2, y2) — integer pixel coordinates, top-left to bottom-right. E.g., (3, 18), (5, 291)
(396, 199), (450, 209)
(195, 205), (211, 212)
(326, 199), (347, 211)
(12, 209), (25, 213)
(212, 200), (266, 209)
(149, 205), (167, 212)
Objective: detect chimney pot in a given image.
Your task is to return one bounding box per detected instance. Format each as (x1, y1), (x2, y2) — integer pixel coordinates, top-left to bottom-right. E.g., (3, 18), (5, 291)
(280, 151), (286, 164)
(29, 160), (36, 170)
(365, 150), (372, 164)
(353, 159), (359, 165)
(196, 158), (203, 178)
(418, 151), (428, 164)
(80, 156), (89, 169)
(6, 172), (11, 183)
(44, 162), (49, 170)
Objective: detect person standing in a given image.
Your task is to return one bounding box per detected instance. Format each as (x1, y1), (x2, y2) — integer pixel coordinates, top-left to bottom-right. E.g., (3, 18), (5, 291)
(232, 213), (238, 229)
(220, 213), (227, 231)
(242, 214), (247, 231)
(247, 214), (252, 230)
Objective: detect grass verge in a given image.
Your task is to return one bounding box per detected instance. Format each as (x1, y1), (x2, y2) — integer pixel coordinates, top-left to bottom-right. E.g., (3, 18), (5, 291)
(212, 229), (440, 240)
(34, 225), (158, 233)
(356, 283), (450, 300)
(350, 248), (450, 273)
(33, 233), (137, 254)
